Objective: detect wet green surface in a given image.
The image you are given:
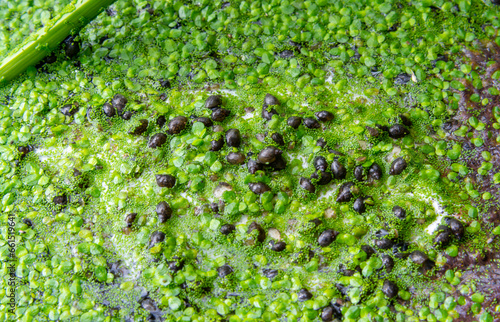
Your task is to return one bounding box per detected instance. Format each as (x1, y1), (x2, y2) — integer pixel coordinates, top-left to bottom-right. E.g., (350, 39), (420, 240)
(0, 0), (500, 321)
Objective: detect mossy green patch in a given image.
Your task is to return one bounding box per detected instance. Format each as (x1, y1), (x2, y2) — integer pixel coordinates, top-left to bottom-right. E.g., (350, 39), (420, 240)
(1, 0), (500, 321)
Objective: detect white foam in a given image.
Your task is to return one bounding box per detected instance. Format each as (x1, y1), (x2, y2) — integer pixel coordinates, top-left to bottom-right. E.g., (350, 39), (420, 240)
(413, 192), (449, 235)
(109, 234), (142, 281)
(180, 191), (193, 203)
(217, 89), (239, 97)
(317, 184), (338, 200)
(426, 198), (448, 234)
(241, 111), (255, 120)
(289, 153), (309, 169)
(236, 214), (248, 226)
(35, 145), (73, 163)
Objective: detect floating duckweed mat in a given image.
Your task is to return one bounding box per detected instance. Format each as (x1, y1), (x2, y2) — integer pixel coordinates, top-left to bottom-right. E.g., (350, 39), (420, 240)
(0, 0), (74, 62)
(1, 0), (500, 321)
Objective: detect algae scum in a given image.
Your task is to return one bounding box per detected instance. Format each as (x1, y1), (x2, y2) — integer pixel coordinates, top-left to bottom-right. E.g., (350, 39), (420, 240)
(1, 0), (500, 321)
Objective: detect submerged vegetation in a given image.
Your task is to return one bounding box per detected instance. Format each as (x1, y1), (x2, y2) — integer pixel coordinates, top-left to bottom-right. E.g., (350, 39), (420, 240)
(0, 0), (500, 321)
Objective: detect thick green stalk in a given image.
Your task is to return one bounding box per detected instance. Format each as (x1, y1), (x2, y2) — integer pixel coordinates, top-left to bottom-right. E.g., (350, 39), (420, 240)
(0, 0), (116, 85)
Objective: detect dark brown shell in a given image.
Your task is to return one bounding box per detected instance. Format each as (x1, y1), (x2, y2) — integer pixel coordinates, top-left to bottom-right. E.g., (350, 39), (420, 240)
(148, 133), (167, 148)
(156, 174), (176, 188)
(168, 116), (188, 134)
(227, 152), (246, 165)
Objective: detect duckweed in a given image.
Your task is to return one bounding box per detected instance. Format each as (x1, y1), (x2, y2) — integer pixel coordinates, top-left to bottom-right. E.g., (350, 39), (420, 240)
(1, 0), (500, 321)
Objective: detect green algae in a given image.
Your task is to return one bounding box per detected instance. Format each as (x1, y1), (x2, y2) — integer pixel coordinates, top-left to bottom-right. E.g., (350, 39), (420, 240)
(0, 0), (500, 321)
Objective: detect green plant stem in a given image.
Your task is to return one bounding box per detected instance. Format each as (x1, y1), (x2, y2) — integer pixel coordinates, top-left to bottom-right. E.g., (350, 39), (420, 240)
(0, 0), (116, 85)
